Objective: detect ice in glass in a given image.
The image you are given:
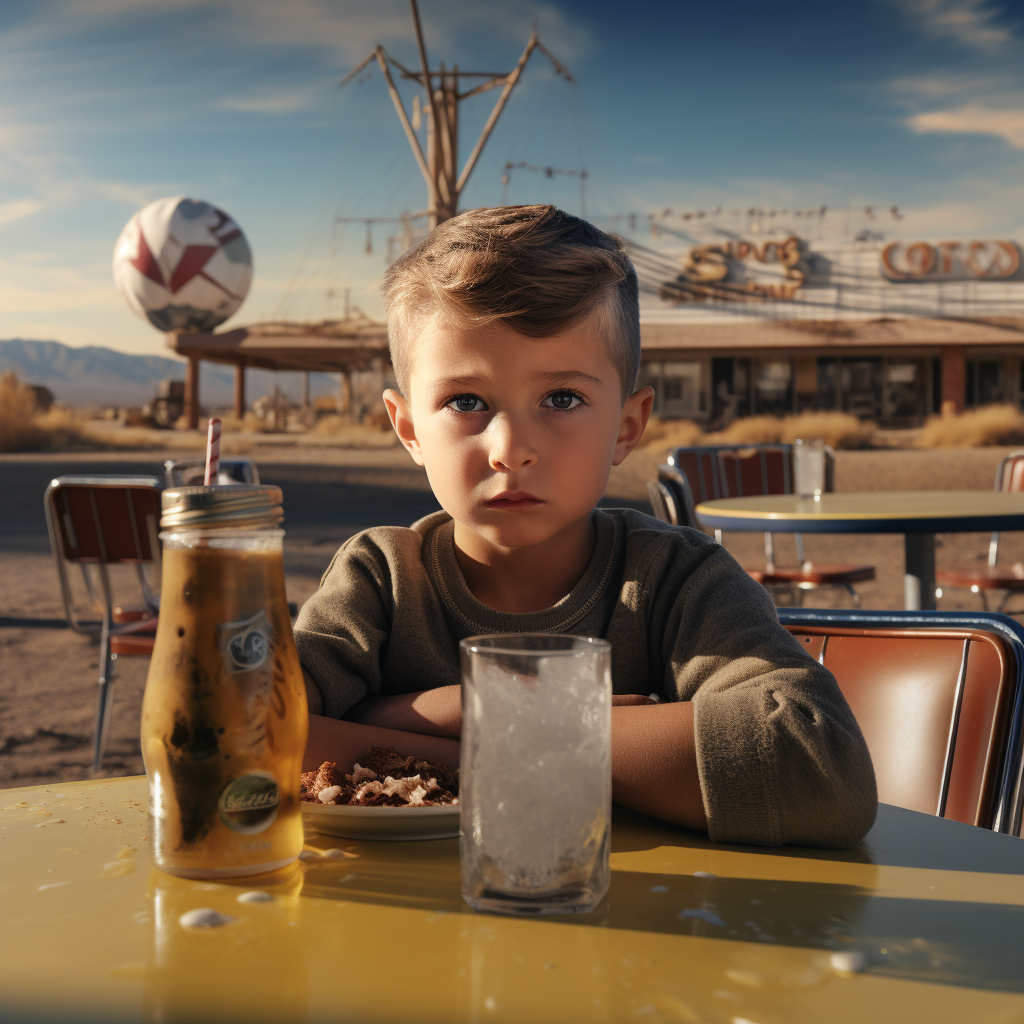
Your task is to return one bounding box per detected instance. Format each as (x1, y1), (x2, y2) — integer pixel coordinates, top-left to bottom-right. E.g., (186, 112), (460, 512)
(459, 634), (612, 915)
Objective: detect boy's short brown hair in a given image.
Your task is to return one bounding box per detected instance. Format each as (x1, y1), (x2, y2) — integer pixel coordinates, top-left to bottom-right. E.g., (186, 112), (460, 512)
(383, 205), (640, 399)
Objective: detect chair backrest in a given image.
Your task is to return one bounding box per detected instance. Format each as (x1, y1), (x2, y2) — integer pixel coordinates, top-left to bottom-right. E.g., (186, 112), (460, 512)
(717, 445), (793, 498)
(45, 476), (162, 565)
(164, 458), (260, 488)
(997, 450), (1024, 493)
(666, 447), (726, 502)
(784, 622), (1016, 830)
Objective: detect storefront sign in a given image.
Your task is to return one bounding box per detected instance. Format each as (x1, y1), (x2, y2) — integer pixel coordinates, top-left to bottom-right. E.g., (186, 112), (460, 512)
(659, 235), (809, 304)
(880, 240), (1020, 282)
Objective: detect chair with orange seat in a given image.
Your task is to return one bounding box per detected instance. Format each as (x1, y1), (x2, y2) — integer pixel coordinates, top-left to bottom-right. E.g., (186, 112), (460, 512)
(44, 476), (162, 771)
(937, 450), (1024, 615)
(657, 444), (875, 606)
(779, 608), (1024, 835)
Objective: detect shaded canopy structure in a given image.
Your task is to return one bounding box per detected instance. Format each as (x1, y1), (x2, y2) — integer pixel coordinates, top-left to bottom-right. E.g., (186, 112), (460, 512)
(166, 314), (390, 427)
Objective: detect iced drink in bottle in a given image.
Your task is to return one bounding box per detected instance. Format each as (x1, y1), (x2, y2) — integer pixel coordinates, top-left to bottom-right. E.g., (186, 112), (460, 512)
(141, 485), (308, 878)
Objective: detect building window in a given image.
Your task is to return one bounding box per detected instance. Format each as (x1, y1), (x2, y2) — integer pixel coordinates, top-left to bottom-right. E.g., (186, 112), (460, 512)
(660, 361), (704, 417)
(638, 360), (705, 418)
(841, 358), (882, 419)
(817, 357), (838, 411)
(754, 360), (793, 416)
(883, 359), (927, 420)
(967, 360), (1005, 407)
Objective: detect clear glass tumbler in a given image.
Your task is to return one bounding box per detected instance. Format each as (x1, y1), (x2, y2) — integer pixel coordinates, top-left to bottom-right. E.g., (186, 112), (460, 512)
(793, 437), (827, 499)
(459, 634), (612, 916)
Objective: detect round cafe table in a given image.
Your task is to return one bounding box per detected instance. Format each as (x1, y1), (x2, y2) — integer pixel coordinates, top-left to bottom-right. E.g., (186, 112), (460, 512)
(695, 491), (1024, 611)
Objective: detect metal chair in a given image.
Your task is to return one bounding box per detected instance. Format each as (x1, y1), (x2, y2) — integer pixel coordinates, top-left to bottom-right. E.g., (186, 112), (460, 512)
(164, 458), (259, 487)
(779, 608), (1024, 836)
(44, 476), (162, 771)
(661, 444), (875, 606)
(937, 450), (1024, 615)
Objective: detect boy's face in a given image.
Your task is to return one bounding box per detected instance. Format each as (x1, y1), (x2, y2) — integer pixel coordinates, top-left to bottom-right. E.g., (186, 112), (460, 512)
(384, 317), (653, 552)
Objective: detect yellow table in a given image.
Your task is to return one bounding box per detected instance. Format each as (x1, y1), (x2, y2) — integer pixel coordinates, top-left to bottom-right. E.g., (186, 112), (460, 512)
(3, 776), (1024, 1023)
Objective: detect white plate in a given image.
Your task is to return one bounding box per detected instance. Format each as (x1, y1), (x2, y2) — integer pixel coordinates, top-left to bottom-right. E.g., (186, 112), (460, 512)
(302, 801), (460, 841)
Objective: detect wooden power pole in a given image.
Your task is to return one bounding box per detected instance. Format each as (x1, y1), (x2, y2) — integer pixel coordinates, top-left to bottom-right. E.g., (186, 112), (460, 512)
(342, 0), (573, 229)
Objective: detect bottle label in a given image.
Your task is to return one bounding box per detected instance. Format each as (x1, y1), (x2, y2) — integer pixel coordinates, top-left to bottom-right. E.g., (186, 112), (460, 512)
(217, 610), (271, 674)
(218, 772), (280, 834)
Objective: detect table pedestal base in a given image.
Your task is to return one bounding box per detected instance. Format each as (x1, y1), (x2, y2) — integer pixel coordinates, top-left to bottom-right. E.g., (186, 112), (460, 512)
(904, 533), (937, 610)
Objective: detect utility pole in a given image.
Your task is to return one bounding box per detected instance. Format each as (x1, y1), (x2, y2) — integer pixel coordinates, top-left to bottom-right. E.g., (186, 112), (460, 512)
(341, 0), (573, 229)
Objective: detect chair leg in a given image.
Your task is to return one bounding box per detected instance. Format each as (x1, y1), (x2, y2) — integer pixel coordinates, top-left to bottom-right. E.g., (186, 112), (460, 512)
(980, 590), (990, 612)
(845, 584), (862, 608)
(93, 615), (115, 774)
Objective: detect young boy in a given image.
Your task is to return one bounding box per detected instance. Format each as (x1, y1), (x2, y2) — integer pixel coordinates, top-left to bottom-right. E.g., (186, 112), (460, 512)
(295, 205), (877, 848)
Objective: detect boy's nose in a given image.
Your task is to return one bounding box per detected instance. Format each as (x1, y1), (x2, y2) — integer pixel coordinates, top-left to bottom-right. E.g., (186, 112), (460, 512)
(486, 413), (538, 472)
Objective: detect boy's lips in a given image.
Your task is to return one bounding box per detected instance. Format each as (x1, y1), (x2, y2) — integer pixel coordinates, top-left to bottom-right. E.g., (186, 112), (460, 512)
(485, 491), (543, 510)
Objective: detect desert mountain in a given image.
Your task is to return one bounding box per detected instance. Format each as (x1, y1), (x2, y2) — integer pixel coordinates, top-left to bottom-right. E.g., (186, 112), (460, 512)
(0, 339), (336, 407)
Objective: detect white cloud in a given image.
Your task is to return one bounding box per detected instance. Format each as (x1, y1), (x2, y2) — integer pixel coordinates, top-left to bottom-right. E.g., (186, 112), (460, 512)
(887, 71), (1008, 99)
(218, 86), (322, 115)
(0, 198), (44, 225)
(18, 0), (592, 65)
(894, 0), (1015, 53)
(909, 103), (1024, 146)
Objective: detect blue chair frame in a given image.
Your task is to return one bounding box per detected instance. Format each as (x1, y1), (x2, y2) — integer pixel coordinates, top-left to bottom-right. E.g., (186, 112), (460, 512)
(777, 607), (1024, 837)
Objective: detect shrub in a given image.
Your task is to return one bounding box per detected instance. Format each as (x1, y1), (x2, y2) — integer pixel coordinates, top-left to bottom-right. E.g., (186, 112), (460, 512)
(918, 404), (1024, 448)
(219, 412), (269, 433)
(643, 410), (875, 452)
(0, 372), (45, 451)
(638, 415), (703, 450)
(0, 373), (99, 452)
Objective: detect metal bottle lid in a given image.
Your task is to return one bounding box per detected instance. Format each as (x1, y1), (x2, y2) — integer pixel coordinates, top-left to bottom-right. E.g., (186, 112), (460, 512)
(160, 485), (284, 530)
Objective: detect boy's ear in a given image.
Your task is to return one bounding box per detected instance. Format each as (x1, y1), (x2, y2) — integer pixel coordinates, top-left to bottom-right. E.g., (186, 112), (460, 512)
(383, 389), (424, 466)
(612, 385), (655, 467)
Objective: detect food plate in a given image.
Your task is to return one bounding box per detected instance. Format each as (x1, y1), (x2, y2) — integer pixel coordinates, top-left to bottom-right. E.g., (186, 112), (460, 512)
(302, 802), (460, 841)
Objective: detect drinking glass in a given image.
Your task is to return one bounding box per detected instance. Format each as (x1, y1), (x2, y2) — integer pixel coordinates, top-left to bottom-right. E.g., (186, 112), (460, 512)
(459, 634), (612, 916)
(793, 438), (827, 499)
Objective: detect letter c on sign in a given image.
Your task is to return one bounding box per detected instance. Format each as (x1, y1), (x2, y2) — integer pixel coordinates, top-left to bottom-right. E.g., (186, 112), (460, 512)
(905, 243), (936, 277)
(880, 243), (907, 280)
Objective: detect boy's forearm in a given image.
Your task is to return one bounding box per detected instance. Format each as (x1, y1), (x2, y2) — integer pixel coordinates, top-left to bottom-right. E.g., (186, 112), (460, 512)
(303, 713), (461, 774)
(345, 686), (462, 739)
(611, 702), (707, 832)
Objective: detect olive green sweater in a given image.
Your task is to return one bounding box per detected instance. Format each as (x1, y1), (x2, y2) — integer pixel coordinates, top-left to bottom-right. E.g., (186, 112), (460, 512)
(294, 509), (877, 848)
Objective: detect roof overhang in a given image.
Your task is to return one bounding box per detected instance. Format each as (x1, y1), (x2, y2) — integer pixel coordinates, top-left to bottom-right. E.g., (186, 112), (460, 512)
(166, 317), (390, 373)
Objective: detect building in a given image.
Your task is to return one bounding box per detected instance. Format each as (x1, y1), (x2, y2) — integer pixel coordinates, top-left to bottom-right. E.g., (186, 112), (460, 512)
(628, 207), (1024, 426)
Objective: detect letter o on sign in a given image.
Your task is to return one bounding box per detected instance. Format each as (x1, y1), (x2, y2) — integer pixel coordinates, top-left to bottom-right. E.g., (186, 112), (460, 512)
(905, 243), (936, 276)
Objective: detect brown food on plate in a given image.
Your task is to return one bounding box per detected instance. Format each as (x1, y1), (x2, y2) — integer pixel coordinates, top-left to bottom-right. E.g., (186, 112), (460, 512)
(300, 746), (459, 807)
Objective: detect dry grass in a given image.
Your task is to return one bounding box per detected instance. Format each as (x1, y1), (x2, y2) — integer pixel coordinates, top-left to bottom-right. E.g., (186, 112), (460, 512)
(311, 415), (399, 447)
(219, 412), (269, 434)
(640, 410), (875, 454)
(0, 373), (101, 453)
(637, 416), (704, 450)
(918, 404), (1024, 448)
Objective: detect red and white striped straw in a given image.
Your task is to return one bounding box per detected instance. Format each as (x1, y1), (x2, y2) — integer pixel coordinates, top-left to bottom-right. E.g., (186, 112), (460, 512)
(204, 417), (221, 485)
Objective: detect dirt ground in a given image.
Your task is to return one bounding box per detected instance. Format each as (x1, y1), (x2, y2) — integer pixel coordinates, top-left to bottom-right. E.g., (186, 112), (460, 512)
(2, 441), (1022, 791)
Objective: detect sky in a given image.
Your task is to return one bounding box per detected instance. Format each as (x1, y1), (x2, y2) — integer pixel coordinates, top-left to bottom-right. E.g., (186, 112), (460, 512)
(2, 0), (1024, 355)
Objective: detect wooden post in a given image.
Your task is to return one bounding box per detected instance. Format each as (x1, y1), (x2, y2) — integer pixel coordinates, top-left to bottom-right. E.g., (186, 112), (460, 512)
(184, 354), (200, 430)
(941, 345), (967, 415)
(233, 362), (246, 421)
(301, 372), (310, 408)
(337, 371), (352, 416)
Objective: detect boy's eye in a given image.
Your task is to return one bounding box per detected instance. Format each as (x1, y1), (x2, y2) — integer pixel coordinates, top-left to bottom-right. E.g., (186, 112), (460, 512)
(543, 390), (583, 412)
(446, 394), (488, 413)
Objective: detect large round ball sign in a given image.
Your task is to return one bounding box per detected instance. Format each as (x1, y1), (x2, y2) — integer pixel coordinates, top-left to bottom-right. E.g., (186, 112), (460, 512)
(113, 196), (253, 333)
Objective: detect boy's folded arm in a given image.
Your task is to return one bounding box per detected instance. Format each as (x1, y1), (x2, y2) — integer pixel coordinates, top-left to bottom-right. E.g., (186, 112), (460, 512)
(611, 701), (706, 830)
(658, 538), (878, 849)
(345, 686), (463, 739)
(303, 712), (461, 774)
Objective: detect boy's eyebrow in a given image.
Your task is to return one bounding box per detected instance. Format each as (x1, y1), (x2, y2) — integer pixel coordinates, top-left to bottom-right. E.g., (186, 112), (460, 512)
(429, 374), (487, 391)
(535, 370), (606, 389)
